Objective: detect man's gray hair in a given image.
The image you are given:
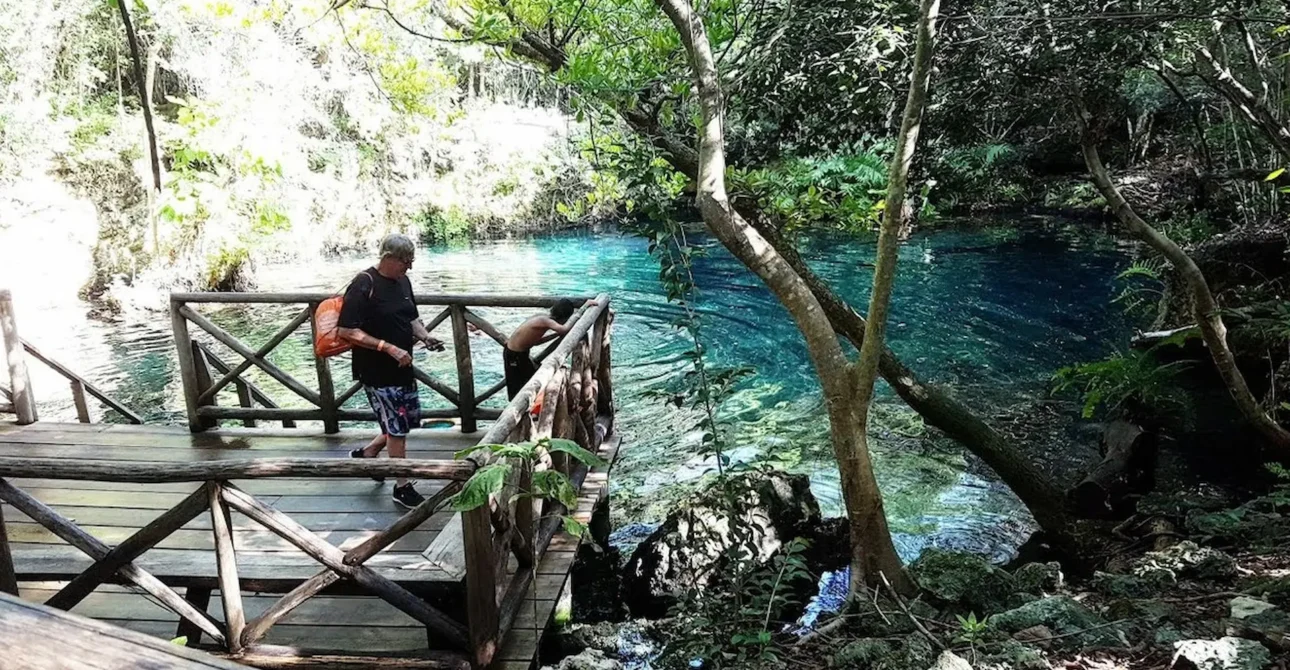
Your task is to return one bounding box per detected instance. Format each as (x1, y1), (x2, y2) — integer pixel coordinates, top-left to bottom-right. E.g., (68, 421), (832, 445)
(379, 233), (416, 262)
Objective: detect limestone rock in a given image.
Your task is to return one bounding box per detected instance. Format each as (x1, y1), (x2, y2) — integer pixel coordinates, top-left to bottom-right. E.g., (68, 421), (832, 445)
(990, 596), (1123, 649)
(1012, 625), (1054, 645)
(833, 636), (935, 670)
(1132, 541), (1236, 581)
(927, 651), (973, 670)
(542, 650), (624, 670)
(1092, 570), (1170, 598)
(621, 471), (820, 618)
(832, 638), (895, 667)
(1013, 562), (1063, 594)
(984, 640), (1051, 670)
(1230, 597), (1277, 620)
(1226, 597), (1290, 651)
(1172, 637), (1270, 670)
(909, 549), (1018, 614)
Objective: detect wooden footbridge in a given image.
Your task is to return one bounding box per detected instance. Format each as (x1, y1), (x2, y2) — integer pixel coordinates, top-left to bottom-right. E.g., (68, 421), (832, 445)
(0, 289), (619, 669)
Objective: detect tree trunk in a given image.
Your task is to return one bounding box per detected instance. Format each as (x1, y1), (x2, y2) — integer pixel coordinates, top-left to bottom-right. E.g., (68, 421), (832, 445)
(653, 0), (908, 592)
(1076, 103), (1290, 459)
(1194, 46), (1290, 163)
(116, 0), (162, 195)
(399, 1), (1076, 549)
(853, 0), (940, 498)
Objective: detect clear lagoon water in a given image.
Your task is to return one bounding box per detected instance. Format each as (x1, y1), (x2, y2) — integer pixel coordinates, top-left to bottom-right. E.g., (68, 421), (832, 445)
(10, 220), (1132, 563)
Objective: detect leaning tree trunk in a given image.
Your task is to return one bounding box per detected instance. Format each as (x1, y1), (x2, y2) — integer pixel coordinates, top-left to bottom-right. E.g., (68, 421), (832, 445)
(116, 0), (161, 194)
(853, 0), (940, 508)
(1076, 103), (1290, 459)
(654, 0), (908, 592)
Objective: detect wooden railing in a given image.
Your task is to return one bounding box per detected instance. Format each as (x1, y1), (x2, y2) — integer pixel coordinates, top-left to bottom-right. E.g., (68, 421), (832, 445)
(0, 289), (143, 425)
(443, 294), (614, 666)
(0, 458), (474, 666)
(169, 292), (599, 434)
(0, 292), (616, 668)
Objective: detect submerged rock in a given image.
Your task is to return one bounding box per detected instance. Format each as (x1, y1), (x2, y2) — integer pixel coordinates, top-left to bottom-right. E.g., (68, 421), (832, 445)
(1172, 637), (1270, 670)
(990, 596), (1123, 649)
(909, 549), (1018, 614)
(621, 471), (820, 618)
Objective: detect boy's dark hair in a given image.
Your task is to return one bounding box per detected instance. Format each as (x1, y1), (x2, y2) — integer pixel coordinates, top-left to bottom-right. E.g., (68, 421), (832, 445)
(550, 299), (577, 324)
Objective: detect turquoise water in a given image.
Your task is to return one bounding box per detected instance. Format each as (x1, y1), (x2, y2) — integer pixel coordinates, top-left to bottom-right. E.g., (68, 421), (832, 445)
(14, 221), (1130, 562)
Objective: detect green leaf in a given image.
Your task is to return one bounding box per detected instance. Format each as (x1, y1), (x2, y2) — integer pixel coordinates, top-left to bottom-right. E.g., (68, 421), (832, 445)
(1267, 168), (1286, 182)
(453, 444), (496, 460)
(546, 439), (607, 467)
(561, 515), (588, 537)
(170, 636), (188, 646)
(450, 463), (511, 511)
(533, 470), (578, 508)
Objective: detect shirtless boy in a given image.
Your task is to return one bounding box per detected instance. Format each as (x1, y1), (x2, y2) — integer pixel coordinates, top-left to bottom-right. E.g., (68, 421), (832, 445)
(503, 298), (596, 399)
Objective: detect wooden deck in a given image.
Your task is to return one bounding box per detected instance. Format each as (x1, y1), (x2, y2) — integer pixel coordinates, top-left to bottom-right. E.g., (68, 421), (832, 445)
(0, 421), (618, 669)
(0, 590), (246, 669)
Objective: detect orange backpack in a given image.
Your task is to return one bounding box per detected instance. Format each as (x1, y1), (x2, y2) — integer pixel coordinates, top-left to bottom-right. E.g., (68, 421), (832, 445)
(313, 271), (373, 358)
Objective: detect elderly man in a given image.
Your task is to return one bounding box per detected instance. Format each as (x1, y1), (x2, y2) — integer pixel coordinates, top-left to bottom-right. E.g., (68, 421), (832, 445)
(338, 234), (443, 509)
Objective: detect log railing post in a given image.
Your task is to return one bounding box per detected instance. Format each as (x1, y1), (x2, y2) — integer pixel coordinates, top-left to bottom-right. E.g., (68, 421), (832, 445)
(308, 302), (340, 434)
(208, 482), (245, 653)
(0, 502), (17, 596)
(191, 342), (218, 431)
(0, 290), (37, 425)
(234, 381), (256, 428)
(70, 380), (90, 424)
(450, 305), (476, 433)
(171, 299), (205, 433)
(463, 505), (499, 667)
(596, 309), (614, 425)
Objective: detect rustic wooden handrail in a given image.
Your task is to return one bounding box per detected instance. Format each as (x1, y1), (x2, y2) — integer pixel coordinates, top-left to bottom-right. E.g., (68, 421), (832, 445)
(0, 289), (143, 425)
(0, 456), (475, 482)
(194, 342), (296, 429)
(446, 293), (613, 667)
(0, 465), (472, 662)
(169, 291), (594, 434)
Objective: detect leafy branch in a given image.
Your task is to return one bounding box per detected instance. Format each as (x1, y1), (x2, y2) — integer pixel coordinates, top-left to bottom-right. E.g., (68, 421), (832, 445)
(451, 437), (607, 536)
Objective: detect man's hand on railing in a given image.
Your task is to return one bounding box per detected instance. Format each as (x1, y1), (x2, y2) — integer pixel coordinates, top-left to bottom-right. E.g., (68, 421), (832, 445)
(419, 335), (445, 352)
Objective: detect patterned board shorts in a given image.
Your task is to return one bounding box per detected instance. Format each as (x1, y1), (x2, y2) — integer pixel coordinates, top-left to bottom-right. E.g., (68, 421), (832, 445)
(363, 384), (421, 437)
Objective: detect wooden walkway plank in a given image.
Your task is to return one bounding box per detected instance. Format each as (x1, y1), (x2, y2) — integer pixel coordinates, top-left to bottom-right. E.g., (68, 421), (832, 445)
(0, 591), (244, 669)
(3, 506), (441, 533)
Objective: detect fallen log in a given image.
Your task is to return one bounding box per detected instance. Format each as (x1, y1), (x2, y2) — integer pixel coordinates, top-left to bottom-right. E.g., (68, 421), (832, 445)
(1069, 420), (1157, 518)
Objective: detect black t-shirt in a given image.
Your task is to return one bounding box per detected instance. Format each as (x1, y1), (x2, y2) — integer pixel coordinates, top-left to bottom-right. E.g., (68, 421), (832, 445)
(338, 268), (419, 387)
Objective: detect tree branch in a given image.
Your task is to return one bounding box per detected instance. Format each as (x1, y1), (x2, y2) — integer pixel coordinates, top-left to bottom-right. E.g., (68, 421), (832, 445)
(1193, 45), (1290, 161)
(356, 2), (476, 43)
